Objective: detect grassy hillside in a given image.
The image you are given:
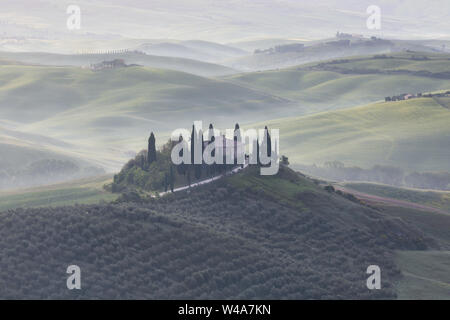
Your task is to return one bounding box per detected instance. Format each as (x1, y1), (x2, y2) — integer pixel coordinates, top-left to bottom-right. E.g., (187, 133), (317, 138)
(0, 175), (116, 211)
(395, 251), (450, 300)
(226, 40), (444, 71)
(342, 183), (450, 213)
(0, 139), (105, 190)
(0, 64), (288, 171)
(136, 40), (247, 63)
(336, 182), (450, 299)
(0, 51), (236, 77)
(251, 98), (450, 172)
(0, 166), (432, 299)
(2, 51), (449, 188)
(226, 52), (450, 110)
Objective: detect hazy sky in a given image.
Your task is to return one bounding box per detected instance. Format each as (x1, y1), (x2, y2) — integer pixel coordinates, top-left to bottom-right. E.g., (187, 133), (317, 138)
(1, 0), (449, 42)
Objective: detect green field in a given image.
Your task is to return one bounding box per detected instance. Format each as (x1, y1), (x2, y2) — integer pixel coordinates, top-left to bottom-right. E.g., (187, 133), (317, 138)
(2, 52), (450, 187)
(0, 64), (287, 170)
(0, 175), (117, 211)
(395, 251), (450, 300)
(226, 53), (450, 110)
(342, 182), (450, 213)
(251, 97), (450, 172)
(0, 51), (237, 77)
(363, 187), (450, 299)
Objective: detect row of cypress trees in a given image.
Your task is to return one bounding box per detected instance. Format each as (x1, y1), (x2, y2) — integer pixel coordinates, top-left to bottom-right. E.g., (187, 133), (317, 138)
(148, 123), (273, 192)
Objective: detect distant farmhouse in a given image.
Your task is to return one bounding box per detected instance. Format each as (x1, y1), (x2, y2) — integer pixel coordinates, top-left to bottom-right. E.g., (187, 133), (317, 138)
(89, 59), (140, 71)
(385, 91), (450, 102)
(336, 31), (364, 39)
(254, 43), (305, 54)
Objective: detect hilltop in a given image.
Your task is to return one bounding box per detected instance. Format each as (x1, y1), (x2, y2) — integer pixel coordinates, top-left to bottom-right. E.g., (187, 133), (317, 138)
(0, 51), (236, 77)
(225, 52), (450, 111)
(226, 37), (448, 71)
(0, 165), (433, 299)
(2, 52), (450, 190)
(0, 64), (288, 173)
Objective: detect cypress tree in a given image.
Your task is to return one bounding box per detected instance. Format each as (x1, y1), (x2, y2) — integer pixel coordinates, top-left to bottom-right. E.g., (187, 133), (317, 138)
(195, 129), (204, 180)
(191, 124), (195, 165)
(169, 165), (174, 192)
(176, 134), (186, 175)
(208, 123), (214, 141)
(148, 132), (156, 164)
(234, 123), (240, 166)
(265, 126), (272, 158)
(256, 138), (260, 165)
(140, 154), (145, 169)
(206, 124), (218, 176)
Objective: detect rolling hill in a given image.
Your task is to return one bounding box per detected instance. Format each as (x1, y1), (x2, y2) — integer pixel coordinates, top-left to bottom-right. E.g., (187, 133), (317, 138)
(0, 64), (289, 172)
(0, 165), (433, 299)
(340, 182), (450, 214)
(0, 175), (116, 211)
(135, 40), (248, 64)
(395, 250), (450, 299)
(0, 51), (237, 77)
(250, 97), (450, 172)
(2, 51), (450, 188)
(225, 38), (446, 71)
(0, 122), (109, 189)
(226, 52), (450, 111)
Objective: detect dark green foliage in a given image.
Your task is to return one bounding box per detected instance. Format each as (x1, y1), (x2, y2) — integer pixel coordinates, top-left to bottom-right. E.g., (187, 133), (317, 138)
(147, 132), (157, 165)
(234, 123), (241, 166)
(187, 170), (191, 187)
(256, 138), (260, 165)
(0, 166), (433, 299)
(111, 137), (237, 193)
(169, 165), (174, 192)
(112, 141), (175, 192)
(194, 165), (202, 180)
(265, 126), (271, 158)
(190, 125), (196, 165)
(176, 135), (186, 176)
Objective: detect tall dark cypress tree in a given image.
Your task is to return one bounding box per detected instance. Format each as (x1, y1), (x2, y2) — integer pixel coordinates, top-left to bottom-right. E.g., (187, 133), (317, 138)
(148, 132), (156, 164)
(234, 123), (240, 165)
(169, 165), (174, 192)
(256, 138), (260, 165)
(208, 123), (214, 141)
(190, 124), (195, 166)
(207, 124), (216, 176)
(176, 134), (186, 175)
(140, 154), (145, 169)
(265, 126), (272, 158)
(164, 173), (168, 192)
(194, 129), (203, 180)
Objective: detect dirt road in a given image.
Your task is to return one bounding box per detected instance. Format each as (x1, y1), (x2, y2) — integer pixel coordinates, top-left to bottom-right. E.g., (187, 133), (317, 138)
(334, 186), (450, 215)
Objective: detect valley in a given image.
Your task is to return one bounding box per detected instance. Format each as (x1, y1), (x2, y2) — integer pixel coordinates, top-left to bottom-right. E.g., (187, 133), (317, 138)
(0, 24), (449, 300)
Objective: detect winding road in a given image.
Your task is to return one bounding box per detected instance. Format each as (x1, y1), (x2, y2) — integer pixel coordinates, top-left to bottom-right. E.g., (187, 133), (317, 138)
(158, 162), (249, 197)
